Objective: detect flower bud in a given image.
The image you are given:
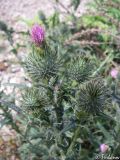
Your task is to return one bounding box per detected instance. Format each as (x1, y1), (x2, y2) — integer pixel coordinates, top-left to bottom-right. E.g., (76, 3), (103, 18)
(100, 144), (109, 153)
(110, 68), (118, 79)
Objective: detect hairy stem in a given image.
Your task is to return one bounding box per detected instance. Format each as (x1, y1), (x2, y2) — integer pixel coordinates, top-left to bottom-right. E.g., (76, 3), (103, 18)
(66, 126), (80, 155)
(55, 104), (64, 130)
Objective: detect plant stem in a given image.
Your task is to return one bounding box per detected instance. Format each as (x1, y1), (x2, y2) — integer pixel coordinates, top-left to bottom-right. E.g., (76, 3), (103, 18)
(55, 104), (64, 130)
(92, 53), (113, 76)
(66, 126), (80, 155)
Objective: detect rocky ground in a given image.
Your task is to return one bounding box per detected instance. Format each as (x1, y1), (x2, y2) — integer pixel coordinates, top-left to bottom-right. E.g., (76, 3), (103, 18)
(0, 0), (90, 23)
(0, 0), (91, 159)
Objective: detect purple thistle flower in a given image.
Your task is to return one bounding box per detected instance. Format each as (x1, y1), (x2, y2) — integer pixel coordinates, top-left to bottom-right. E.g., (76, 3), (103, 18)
(100, 144), (109, 153)
(110, 68), (118, 79)
(31, 24), (45, 46)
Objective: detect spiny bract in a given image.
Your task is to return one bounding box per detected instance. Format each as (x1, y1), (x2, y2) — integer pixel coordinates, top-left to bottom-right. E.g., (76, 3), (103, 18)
(76, 79), (110, 114)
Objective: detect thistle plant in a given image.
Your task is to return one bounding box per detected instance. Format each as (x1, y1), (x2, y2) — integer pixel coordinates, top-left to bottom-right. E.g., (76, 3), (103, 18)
(16, 23), (112, 159)
(0, 0), (120, 160)
(1, 7), (119, 159)
(1, 1), (120, 158)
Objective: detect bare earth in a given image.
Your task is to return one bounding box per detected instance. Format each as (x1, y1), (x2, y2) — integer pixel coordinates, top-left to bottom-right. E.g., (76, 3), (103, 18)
(0, 0), (91, 25)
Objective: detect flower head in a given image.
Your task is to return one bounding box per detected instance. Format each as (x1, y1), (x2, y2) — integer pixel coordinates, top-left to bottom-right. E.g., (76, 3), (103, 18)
(100, 144), (109, 153)
(77, 79), (110, 115)
(110, 68), (118, 79)
(31, 24), (45, 46)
